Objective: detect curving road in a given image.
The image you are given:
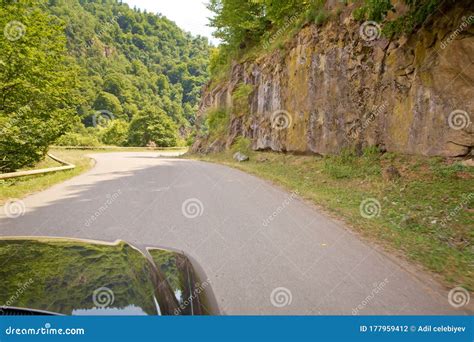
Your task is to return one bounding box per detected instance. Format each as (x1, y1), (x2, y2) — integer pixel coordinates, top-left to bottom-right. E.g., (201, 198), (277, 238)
(0, 152), (468, 315)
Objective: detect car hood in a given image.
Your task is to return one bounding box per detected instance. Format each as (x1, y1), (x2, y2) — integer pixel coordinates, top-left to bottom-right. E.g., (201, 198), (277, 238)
(0, 237), (210, 315)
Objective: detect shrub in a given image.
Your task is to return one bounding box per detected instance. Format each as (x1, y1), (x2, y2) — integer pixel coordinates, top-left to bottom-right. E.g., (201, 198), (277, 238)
(353, 7), (367, 21)
(55, 133), (101, 147)
(232, 84), (254, 116)
(185, 131), (196, 146)
(365, 0), (394, 22)
(231, 136), (252, 154)
(99, 120), (129, 146)
(205, 108), (229, 140)
(353, 0), (440, 35)
(209, 47), (230, 80)
(54, 119), (101, 147)
(304, 1), (330, 27)
(314, 10), (330, 26)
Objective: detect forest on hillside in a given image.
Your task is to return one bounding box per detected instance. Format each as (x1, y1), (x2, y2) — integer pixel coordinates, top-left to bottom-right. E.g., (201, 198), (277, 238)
(0, 0), (210, 172)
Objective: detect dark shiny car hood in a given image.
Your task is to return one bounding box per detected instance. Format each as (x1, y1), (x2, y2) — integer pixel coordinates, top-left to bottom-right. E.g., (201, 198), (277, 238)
(0, 237), (211, 315)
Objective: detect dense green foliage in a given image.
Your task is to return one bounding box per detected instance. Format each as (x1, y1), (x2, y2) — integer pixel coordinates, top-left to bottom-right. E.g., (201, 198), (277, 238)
(205, 108), (229, 141)
(49, 0), (211, 146)
(354, 0), (440, 35)
(232, 83), (253, 116)
(0, 0), (79, 172)
(128, 107), (178, 147)
(99, 119), (129, 146)
(353, 0), (394, 22)
(1, 0), (210, 171)
(51, 0), (209, 122)
(207, 0), (330, 76)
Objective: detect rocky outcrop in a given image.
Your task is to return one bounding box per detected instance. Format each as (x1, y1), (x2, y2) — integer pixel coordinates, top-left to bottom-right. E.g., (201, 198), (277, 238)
(193, 1), (474, 157)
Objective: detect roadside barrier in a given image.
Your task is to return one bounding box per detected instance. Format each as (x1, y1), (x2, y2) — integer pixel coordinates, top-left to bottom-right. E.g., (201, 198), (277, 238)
(0, 154), (75, 180)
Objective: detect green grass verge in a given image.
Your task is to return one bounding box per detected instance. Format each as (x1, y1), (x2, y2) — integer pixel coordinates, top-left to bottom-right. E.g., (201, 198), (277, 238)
(0, 147), (186, 205)
(188, 149), (473, 289)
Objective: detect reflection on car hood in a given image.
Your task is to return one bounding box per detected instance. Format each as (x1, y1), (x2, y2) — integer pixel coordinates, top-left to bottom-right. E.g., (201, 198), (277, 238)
(0, 237), (193, 315)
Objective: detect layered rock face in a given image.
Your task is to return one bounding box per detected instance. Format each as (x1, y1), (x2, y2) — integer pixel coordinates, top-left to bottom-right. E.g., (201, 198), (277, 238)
(194, 2), (473, 157)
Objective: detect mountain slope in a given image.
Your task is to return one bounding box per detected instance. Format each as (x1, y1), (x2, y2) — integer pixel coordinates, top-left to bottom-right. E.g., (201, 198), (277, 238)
(48, 0), (211, 139)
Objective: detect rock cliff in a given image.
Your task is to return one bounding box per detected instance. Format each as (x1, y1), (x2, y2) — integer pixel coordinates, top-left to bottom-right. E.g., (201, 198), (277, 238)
(193, 1), (473, 157)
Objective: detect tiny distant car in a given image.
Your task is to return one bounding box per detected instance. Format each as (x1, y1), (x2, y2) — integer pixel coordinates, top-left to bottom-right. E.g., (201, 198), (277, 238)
(0, 237), (216, 315)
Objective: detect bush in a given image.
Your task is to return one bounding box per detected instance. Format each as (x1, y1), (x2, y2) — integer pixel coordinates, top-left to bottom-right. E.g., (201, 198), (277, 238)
(205, 108), (229, 140)
(365, 0), (394, 22)
(55, 133), (101, 147)
(314, 10), (330, 26)
(99, 120), (129, 146)
(231, 136), (252, 154)
(232, 84), (253, 116)
(353, 0), (440, 35)
(209, 47), (230, 80)
(304, 1), (329, 26)
(185, 131), (196, 146)
(353, 6), (367, 21)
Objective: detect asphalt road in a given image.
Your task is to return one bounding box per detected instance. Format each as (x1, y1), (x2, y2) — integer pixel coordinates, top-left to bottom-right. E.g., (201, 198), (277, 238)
(0, 152), (467, 314)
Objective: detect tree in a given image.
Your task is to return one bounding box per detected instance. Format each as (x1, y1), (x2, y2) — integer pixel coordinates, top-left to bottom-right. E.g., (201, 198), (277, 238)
(93, 92), (124, 118)
(0, 0), (79, 172)
(207, 0), (269, 49)
(128, 108), (178, 147)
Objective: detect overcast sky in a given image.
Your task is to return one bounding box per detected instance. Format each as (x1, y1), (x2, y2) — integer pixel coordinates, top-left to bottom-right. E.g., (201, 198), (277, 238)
(122, 0), (219, 45)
